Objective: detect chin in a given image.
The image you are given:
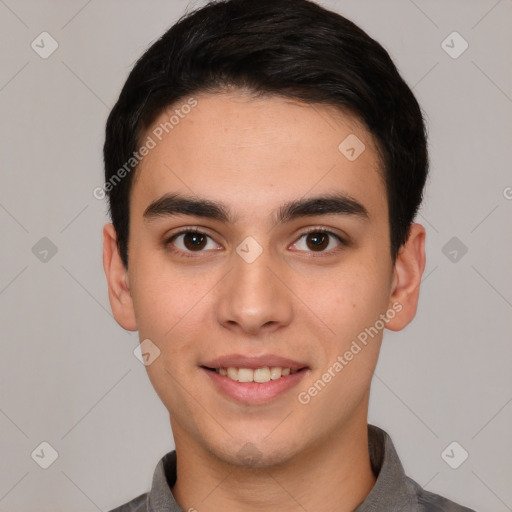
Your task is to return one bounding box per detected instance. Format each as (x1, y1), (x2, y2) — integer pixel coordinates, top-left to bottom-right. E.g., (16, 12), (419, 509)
(212, 436), (300, 469)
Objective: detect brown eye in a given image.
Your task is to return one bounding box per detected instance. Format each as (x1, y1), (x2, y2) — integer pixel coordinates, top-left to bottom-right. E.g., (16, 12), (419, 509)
(292, 229), (344, 254)
(305, 232), (330, 251)
(183, 232), (207, 251)
(166, 229), (220, 257)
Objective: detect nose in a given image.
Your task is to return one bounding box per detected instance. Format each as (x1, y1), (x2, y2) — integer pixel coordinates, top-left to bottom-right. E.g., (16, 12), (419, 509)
(215, 246), (294, 336)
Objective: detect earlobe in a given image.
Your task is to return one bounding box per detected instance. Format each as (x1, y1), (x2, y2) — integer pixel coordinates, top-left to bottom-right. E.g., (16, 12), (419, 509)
(386, 223), (426, 332)
(102, 223), (138, 331)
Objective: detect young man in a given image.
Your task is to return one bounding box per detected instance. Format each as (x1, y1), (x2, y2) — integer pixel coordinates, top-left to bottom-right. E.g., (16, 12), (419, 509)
(102, 0), (476, 510)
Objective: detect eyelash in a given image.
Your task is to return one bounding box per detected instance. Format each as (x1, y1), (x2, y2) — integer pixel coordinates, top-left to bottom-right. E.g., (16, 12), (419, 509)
(164, 227), (346, 259)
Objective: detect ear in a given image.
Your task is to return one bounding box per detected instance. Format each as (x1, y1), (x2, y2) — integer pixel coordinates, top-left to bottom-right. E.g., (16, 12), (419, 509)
(385, 223), (426, 331)
(102, 223), (137, 331)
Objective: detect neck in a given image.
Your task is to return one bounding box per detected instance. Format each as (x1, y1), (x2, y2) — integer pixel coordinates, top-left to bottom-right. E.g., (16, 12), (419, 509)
(171, 415), (376, 512)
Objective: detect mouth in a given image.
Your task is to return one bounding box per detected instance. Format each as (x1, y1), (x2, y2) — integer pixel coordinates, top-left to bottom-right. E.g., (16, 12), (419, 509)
(200, 355), (309, 404)
(201, 366), (303, 383)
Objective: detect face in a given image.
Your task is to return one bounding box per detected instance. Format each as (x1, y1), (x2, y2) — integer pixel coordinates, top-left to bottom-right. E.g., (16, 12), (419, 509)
(104, 90), (425, 468)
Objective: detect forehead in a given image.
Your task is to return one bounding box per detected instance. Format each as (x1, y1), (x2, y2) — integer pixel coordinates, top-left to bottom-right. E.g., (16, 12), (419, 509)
(131, 91), (386, 222)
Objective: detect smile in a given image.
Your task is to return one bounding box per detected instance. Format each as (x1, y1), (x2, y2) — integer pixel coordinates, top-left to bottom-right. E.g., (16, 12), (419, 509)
(206, 366), (299, 383)
(201, 365), (309, 404)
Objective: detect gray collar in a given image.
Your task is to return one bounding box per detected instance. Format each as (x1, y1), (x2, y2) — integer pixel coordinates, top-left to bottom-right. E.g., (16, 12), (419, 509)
(116, 424), (474, 512)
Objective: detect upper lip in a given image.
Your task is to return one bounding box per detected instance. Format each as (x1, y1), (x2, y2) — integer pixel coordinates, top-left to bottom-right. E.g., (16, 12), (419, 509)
(201, 354), (308, 372)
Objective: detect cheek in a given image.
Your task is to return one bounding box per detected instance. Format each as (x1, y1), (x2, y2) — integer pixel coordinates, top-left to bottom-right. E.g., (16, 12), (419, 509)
(294, 260), (390, 340)
(128, 254), (220, 366)
(132, 281), (200, 344)
(128, 240), (194, 328)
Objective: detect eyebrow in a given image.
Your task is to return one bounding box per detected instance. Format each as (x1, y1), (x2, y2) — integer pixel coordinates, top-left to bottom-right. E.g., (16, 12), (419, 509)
(143, 192), (369, 226)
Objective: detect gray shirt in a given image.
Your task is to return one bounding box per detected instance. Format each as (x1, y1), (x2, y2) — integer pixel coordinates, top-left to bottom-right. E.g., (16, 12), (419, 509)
(108, 424), (476, 512)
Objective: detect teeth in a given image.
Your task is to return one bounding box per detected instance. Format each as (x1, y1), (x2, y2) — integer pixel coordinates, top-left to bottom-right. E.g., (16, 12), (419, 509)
(269, 367), (282, 380)
(216, 366), (297, 383)
(238, 368), (254, 382)
(254, 367), (270, 383)
(227, 367), (238, 380)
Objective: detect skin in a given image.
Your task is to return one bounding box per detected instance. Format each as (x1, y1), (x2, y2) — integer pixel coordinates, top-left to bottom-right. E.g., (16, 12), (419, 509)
(103, 89), (426, 512)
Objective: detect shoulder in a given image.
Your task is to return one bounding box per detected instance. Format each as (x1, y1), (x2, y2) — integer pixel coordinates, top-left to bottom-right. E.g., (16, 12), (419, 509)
(408, 477), (477, 512)
(106, 492), (148, 512)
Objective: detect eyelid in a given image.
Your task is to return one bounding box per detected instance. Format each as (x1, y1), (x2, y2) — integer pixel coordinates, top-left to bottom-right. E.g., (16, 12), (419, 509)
(164, 227), (221, 258)
(164, 225), (347, 257)
(289, 226), (346, 256)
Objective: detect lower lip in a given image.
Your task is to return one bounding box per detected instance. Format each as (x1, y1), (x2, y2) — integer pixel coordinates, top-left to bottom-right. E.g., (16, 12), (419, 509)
(202, 367), (308, 405)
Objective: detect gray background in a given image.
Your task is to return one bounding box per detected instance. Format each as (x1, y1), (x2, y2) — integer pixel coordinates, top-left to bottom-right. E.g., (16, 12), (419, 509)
(1, 0), (511, 511)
